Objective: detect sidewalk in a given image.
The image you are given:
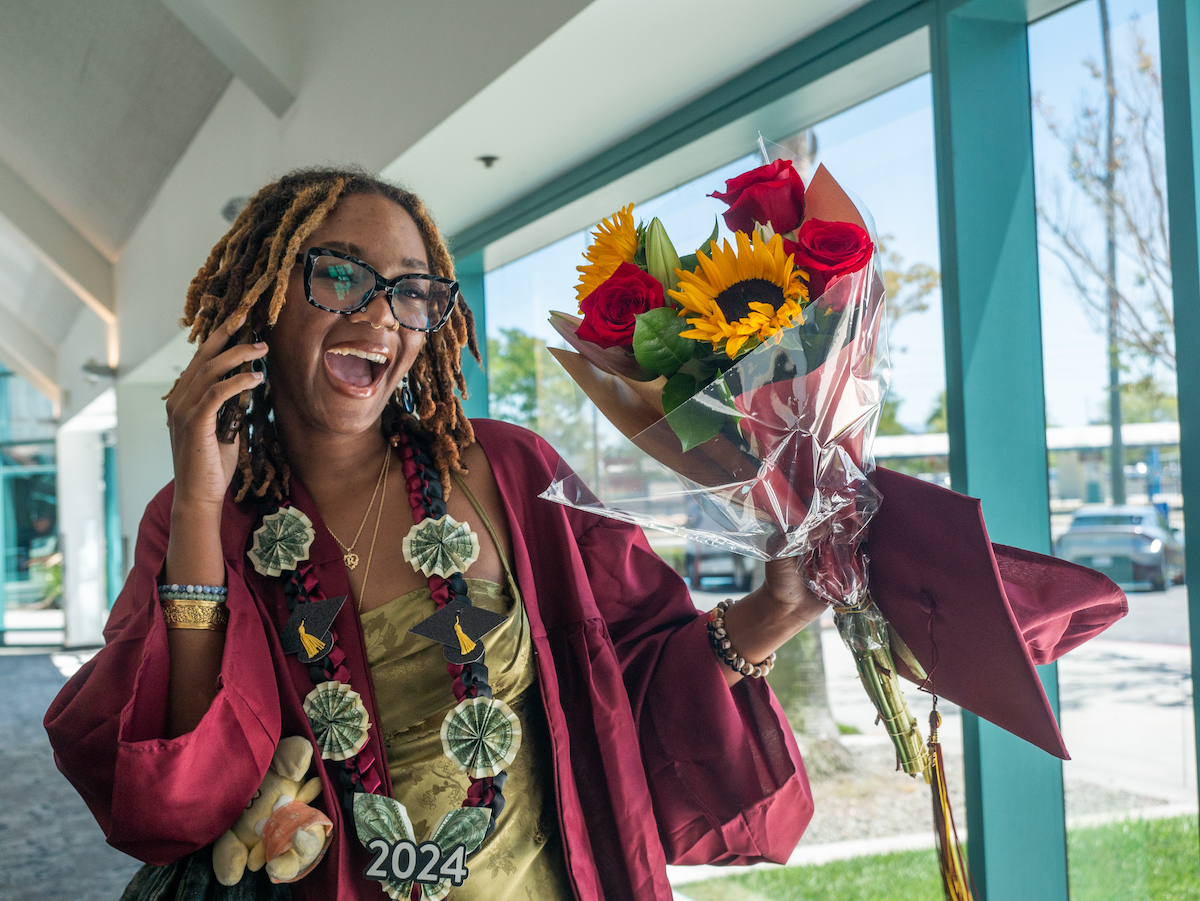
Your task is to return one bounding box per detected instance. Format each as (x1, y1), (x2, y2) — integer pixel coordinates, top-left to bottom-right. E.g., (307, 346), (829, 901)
(0, 652), (140, 901)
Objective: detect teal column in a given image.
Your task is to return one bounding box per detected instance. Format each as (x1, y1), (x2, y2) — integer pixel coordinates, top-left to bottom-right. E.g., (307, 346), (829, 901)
(1158, 0), (1200, 814)
(931, 1), (1068, 899)
(455, 250), (489, 419)
(104, 442), (122, 608)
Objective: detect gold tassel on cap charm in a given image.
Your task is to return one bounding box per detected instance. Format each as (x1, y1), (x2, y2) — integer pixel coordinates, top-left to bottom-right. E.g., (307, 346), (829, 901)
(299, 619), (326, 659)
(929, 703), (976, 901)
(454, 615), (477, 655)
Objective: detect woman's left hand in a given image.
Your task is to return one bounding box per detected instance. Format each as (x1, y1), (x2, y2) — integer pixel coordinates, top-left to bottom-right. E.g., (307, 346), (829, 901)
(761, 557), (819, 614)
(716, 557), (828, 687)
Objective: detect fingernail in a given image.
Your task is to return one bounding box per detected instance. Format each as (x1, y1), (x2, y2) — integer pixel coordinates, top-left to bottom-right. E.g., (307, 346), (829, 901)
(231, 312), (247, 329)
(254, 342), (267, 349)
(253, 371), (264, 380)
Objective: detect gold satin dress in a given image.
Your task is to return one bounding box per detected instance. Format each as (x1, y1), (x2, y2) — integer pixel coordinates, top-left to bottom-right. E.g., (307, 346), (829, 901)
(360, 480), (573, 901)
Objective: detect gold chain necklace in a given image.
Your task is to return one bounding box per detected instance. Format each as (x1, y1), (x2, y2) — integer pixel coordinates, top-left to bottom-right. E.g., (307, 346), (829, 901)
(356, 448), (391, 613)
(326, 448), (389, 570)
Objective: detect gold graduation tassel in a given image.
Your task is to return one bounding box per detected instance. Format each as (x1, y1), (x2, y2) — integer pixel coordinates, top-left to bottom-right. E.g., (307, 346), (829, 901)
(298, 619), (326, 658)
(929, 704), (976, 901)
(454, 615), (477, 655)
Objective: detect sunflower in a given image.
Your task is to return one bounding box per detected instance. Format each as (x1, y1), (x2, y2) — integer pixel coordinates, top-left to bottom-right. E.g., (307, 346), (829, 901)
(669, 230), (807, 358)
(576, 204), (638, 304)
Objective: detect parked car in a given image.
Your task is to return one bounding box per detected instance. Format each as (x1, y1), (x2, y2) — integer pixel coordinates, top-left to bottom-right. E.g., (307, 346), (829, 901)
(684, 541), (756, 591)
(1056, 504), (1184, 591)
(682, 498), (757, 591)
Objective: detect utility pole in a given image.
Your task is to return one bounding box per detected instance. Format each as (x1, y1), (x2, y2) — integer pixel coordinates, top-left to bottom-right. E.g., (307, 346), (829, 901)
(1100, 0), (1125, 504)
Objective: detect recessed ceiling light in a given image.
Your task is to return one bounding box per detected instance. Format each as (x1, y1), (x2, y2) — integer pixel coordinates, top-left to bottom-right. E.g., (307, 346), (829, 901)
(81, 359), (118, 382)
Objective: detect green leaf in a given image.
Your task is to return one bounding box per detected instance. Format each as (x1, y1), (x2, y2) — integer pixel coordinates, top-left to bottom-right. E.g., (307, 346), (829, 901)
(666, 400), (727, 453)
(644, 218), (682, 295)
(632, 307), (695, 377)
(662, 373), (697, 416)
(677, 355), (718, 386)
(353, 792), (415, 845)
(633, 221), (648, 269)
(677, 220), (720, 274)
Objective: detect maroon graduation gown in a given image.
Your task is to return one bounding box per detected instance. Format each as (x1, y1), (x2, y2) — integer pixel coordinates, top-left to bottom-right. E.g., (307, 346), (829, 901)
(45, 419), (813, 900)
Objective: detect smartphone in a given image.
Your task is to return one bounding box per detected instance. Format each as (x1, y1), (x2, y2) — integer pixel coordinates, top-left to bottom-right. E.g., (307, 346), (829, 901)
(215, 322), (262, 444)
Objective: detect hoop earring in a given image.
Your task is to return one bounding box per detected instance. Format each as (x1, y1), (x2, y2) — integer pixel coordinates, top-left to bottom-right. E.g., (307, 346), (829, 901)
(398, 374), (417, 417)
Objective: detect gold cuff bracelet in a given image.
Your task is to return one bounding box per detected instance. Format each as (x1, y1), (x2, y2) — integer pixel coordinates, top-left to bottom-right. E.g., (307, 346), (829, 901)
(161, 599), (229, 632)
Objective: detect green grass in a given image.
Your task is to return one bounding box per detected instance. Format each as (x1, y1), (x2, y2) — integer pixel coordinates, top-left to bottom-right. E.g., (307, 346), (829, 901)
(1070, 816), (1200, 901)
(837, 723), (862, 735)
(680, 816), (1199, 901)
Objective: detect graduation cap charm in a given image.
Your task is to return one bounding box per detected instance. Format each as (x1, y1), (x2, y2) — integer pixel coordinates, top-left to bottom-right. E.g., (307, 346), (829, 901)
(280, 596), (347, 664)
(409, 600), (507, 665)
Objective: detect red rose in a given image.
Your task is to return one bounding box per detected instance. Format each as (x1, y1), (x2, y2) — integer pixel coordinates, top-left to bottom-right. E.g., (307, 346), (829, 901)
(783, 219), (874, 302)
(709, 159), (806, 236)
(575, 262), (666, 348)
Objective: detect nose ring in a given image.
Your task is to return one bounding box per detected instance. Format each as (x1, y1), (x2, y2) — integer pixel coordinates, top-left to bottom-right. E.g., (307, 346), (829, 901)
(369, 322), (382, 330)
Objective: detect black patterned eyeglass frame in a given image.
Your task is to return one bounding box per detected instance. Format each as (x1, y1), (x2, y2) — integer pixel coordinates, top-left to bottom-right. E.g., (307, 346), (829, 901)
(298, 246), (460, 333)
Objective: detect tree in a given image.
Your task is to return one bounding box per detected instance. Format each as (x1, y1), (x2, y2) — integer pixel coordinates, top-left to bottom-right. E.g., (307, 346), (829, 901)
(1087, 374), (1178, 424)
(880, 235), (940, 329)
(878, 396), (909, 436)
(486, 328), (602, 475)
(926, 390), (947, 434)
(1034, 6), (1173, 502)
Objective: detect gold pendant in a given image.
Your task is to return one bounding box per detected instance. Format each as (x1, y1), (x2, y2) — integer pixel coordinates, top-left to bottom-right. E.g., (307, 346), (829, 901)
(344, 552), (360, 570)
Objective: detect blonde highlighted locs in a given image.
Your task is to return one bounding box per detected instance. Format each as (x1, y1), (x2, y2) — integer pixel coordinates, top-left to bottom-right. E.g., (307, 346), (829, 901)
(181, 167), (481, 502)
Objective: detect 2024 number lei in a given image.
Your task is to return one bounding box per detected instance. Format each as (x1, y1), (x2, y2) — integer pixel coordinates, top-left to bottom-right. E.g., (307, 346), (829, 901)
(363, 839), (470, 887)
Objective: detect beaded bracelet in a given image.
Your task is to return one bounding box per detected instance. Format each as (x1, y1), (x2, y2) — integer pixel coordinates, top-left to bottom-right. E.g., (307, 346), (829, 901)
(158, 584), (228, 603)
(707, 600), (776, 678)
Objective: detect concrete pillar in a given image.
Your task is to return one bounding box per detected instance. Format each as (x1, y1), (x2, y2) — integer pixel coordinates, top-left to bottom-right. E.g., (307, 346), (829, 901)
(57, 390), (116, 648)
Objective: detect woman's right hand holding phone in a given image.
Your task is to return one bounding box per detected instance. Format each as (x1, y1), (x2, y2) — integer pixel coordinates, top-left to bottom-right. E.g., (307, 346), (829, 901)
(166, 311), (267, 518)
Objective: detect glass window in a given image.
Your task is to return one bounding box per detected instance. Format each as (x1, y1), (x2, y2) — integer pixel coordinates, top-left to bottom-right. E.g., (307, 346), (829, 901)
(0, 367), (59, 643)
(486, 71), (954, 896)
(1030, 0), (1198, 894)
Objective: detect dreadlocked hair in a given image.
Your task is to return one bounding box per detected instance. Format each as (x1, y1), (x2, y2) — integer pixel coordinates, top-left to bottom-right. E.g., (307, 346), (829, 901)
(180, 167), (481, 503)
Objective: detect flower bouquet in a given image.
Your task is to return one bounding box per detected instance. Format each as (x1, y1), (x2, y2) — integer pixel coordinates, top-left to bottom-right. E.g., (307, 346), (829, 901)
(538, 146), (1133, 900)
(541, 150), (932, 778)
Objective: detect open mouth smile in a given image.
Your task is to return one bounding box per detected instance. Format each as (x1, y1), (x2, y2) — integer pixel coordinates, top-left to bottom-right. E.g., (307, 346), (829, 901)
(324, 344), (392, 395)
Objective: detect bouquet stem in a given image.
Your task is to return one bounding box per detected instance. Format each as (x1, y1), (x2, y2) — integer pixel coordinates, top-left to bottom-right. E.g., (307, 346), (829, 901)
(834, 594), (930, 780)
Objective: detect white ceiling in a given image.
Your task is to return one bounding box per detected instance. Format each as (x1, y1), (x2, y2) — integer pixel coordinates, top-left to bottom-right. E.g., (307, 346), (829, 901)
(383, 0), (870, 239)
(0, 0), (230, 257)
(0, 0), (878, 414)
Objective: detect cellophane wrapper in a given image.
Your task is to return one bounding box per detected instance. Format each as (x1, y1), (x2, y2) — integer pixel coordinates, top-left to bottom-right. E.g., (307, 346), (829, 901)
(540, 258), (889, 610)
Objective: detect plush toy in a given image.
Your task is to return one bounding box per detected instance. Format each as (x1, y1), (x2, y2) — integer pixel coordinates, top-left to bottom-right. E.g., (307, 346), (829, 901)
(212, 736), (333, 886)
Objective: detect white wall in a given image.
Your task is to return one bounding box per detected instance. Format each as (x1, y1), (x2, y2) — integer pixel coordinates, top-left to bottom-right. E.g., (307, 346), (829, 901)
(56, 426), (106, 646)
(57, 305), (114, 423)
(115, 382), (175, 575)
(56, 389), (117, 647)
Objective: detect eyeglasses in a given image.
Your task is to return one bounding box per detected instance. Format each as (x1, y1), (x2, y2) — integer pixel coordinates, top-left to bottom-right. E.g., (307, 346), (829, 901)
(299, 247), (459, 332)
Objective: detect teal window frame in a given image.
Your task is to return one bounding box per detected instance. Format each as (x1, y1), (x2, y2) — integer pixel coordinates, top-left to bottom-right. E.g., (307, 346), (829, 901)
(449, 0), (1200, 895)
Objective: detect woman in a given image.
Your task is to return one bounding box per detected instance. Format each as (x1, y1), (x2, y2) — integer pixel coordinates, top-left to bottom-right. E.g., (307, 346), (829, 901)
(45, 168), (824, 900)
